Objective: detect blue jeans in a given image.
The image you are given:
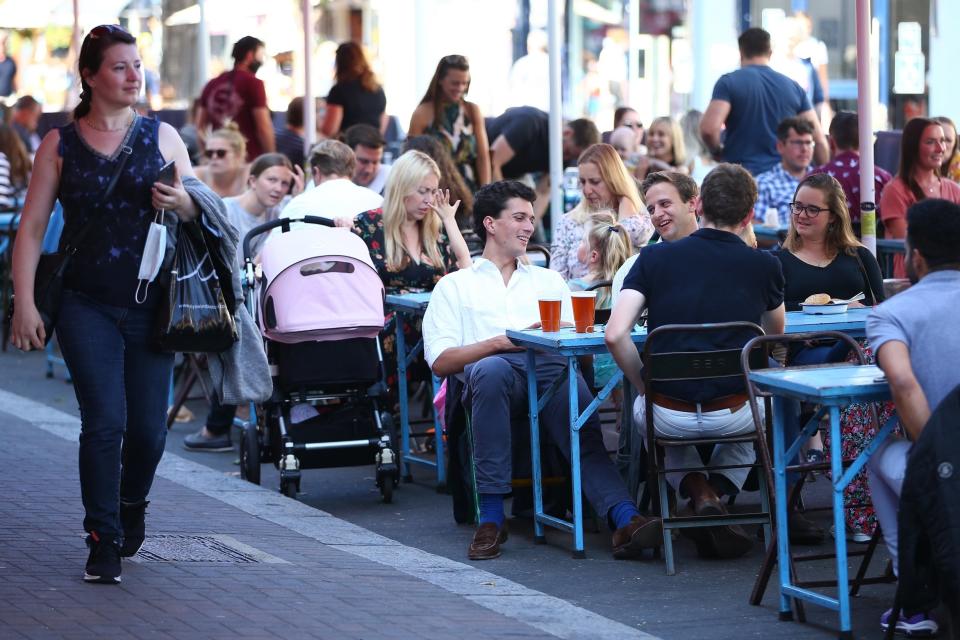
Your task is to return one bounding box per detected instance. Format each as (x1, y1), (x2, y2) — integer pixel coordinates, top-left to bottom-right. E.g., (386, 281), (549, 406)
(57, 290), (174, 537)
(463, 352), (632, 527)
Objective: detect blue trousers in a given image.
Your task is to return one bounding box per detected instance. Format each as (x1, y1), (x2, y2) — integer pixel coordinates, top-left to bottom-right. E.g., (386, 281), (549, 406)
(463, 352), (632, 524)
(57, 290), (174, 537)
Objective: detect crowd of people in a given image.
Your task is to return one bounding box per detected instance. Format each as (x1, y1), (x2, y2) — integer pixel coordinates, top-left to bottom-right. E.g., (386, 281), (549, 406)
(4, 21), (960, 636)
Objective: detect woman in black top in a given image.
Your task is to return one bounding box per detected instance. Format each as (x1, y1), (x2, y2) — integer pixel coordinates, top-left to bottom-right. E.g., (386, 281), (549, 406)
(320, 42), (386, 138)
(776, 172), (884, 313)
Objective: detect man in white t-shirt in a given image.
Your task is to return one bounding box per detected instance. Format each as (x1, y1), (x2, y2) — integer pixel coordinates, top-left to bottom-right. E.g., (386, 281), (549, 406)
(343, 124), (391, 195)
(422, 181), (660, 562)
(280, 140), (382, 227)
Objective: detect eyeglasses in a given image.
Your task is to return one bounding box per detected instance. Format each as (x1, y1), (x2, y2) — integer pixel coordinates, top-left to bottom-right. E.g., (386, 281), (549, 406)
(786, 139), (816, 149)
(89, 24), (130, 39)
(621, 121), (643, 129)
(204, 149), (229, 159)
(789, 202), (830, 217)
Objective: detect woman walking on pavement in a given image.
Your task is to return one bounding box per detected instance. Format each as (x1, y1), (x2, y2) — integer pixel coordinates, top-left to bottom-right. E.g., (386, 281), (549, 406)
(11, 25), (203, 584)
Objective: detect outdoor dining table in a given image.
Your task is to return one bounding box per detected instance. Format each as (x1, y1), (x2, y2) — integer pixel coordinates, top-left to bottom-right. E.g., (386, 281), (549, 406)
(384, 292), (445, 489)
(747, 363), (895, 639)
(504, 307), (874, 558)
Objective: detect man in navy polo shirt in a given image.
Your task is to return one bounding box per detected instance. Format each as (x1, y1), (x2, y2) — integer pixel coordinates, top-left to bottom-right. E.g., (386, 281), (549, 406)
(606, 163), (785, 559)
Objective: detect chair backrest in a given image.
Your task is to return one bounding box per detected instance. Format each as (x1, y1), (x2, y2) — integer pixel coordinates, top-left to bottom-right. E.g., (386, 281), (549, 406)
(642, 322), (766, 386)
(525, 243), (551, 268)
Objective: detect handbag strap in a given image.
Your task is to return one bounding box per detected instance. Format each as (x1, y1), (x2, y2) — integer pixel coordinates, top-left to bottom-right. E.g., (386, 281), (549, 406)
(62, 115), (143, 256)
(853, 248), (879, 306)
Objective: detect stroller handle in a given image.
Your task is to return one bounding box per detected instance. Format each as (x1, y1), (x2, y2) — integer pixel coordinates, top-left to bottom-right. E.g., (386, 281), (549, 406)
(242, 215), (336, 261)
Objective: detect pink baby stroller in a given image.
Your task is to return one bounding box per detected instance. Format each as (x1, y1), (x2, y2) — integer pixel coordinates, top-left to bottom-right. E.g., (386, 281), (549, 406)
(238, 216), (399, 502)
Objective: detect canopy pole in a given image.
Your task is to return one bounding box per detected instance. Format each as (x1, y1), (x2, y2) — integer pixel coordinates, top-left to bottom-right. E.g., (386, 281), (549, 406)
(197, 0), (209, 101)
(856, 0), (877, 255)
(548, 0), (563, 242)
(302, 0), (316, 158)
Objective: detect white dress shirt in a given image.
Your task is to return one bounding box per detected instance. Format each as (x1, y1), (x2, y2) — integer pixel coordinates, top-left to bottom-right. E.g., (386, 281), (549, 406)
(366, 163), (391, 195)
(423, 257), (574, 367)
(280, 177), (383, 223)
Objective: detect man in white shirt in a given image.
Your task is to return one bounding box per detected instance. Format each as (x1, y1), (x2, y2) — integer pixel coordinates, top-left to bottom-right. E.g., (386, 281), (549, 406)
(611, 171), (700, 303)
(422, 181), (661, 561)
(280, 140), (382, 227)
(343, 124), (391, 195)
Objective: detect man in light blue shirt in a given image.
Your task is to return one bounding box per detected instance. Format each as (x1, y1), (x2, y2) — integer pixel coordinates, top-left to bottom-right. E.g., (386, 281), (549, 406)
(866, 199), (960, 636)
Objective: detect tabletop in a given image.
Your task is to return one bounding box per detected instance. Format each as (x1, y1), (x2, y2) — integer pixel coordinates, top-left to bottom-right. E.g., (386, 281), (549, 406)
(506, 309), (871, 354)
(748, 363), (891, 405)
(385, 292), (432, 312)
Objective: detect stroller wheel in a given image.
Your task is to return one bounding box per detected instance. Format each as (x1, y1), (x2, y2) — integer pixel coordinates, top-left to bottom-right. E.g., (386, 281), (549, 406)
(378, 469), (395, 504)
(239, 425), (261, 485)
(281, 478), (298, 498)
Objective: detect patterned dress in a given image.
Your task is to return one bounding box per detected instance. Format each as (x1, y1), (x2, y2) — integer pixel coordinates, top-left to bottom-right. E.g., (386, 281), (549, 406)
(425, 102), (480, 193)
(353, 209), (457, 409)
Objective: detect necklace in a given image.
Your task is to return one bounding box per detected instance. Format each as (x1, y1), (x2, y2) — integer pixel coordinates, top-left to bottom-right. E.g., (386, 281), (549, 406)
(83, 110), (135, 132)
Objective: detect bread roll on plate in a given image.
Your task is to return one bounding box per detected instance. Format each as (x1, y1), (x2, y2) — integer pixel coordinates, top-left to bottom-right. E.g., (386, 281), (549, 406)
(804, 293), (832, 305)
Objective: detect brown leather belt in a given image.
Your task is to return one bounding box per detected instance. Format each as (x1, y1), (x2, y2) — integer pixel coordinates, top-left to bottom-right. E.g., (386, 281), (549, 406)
(650, 392), (749, 414)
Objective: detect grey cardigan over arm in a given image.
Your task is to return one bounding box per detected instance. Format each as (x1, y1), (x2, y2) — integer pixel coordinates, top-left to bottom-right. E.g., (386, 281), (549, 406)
(176, 177), (272, 404)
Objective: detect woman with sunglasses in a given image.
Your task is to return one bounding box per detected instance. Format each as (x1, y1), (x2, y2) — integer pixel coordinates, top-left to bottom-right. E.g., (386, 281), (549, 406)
(408, 55), (490, 193)
(10, 24), (219, 584)
(194, 124), (249, 198)
(880, 117), (960, 277)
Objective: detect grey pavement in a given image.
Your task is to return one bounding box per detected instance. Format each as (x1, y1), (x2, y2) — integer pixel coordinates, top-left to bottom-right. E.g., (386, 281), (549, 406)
(0, 347), (902, 639)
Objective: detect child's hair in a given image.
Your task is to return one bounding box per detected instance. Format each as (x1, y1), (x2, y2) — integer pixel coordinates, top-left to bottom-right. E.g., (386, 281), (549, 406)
(583, 210), (631, 307)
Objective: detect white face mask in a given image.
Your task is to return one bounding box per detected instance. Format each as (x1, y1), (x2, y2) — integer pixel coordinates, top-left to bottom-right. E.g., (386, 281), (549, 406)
(135, 210), (167, 304)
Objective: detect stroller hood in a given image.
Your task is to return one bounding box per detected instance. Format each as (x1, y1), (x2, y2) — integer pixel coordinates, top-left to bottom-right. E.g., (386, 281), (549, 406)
(259, 227), (384, 343)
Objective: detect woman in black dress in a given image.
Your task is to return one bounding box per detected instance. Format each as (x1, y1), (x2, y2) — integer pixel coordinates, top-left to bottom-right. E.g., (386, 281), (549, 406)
(320, 42), (387, 139)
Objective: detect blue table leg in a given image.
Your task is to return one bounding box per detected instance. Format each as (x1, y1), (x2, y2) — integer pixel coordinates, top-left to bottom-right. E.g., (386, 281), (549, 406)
(830, 405), (852, 635)
(568, 357), (585, 559)
(395, 313), (412, 482)
(527, 349), (545, 544)
(771, 396), (794, 620)
(432, 373), (446, 488)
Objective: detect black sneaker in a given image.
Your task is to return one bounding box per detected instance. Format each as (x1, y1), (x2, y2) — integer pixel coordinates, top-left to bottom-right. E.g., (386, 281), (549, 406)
(84, 531), (121, 584)
(183, 429), (232, 452)
(120, 499), (148, 557)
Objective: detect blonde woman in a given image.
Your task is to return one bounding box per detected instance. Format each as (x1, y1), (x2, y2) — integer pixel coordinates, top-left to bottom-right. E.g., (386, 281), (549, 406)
(636, 116), (690, 179)
(551, 143), (653, 280)
(194, 125), (249, 197)
(353, 149), (472, 410)
(353, 149), (471, 294)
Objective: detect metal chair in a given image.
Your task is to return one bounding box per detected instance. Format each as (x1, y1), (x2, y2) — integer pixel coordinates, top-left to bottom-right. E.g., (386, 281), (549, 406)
(643, 321), (774, 575)
(525, 243), (551, 269)
(741, 331), (895, 620)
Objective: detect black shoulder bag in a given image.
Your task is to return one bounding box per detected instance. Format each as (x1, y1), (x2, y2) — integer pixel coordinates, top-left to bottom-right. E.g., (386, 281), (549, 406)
(8, 117), (141, 345)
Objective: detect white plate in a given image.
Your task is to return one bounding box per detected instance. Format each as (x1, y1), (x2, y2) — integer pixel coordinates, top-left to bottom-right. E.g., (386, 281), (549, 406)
(801, 302), (849, 315)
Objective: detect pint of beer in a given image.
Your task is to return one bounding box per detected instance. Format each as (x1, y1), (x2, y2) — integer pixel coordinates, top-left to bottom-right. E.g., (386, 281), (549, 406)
(538, 297), (562, 332)
(571, 291), (596, 333)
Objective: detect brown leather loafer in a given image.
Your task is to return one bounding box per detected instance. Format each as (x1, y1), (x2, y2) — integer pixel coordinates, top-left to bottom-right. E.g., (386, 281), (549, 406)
(468, 523), (508, 560)
(612, 515), (663, 559)
(694, 498), (753, 559)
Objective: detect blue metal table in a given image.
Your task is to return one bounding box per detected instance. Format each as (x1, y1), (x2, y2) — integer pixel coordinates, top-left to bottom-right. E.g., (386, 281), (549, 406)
(505, 309), (872, 558)
(384, 292), (445, 489)
(748, 363), (895, 639)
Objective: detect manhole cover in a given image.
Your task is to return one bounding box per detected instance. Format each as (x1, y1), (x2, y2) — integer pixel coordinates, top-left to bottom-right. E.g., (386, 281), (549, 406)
(131, 534), (287, 564)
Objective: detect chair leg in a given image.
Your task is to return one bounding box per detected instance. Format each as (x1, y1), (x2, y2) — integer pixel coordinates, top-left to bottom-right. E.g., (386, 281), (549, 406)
(850, 525), (885, 597)
(657, 453), (676, 575)
(884, 588), (901, 640)
(166, 367), (198, 429)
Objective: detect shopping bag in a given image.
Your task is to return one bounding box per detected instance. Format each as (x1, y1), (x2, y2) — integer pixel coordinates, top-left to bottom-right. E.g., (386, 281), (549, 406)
(155, 222), (238, 353)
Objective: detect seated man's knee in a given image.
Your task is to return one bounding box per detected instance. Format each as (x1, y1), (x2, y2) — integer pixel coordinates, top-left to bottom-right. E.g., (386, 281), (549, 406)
(468, 356), (515, 390)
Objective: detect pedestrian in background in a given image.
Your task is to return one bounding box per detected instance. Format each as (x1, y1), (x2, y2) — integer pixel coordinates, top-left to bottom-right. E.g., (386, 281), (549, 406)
(321, 42), (387, 139)
(409, 54), (490, 193)
(10, 24), (202, 585)
(197, 35), (274, 161)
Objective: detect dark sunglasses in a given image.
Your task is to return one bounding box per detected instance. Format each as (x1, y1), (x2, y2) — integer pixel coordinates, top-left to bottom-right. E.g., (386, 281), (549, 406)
(204, 149), (229, 159)
(621, 121), (643, 129)
(90, 24), (131, 39)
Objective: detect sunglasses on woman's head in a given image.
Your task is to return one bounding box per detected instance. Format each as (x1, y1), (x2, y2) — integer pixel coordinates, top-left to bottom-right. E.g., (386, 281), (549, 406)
(204, 149), (229, 159)
(89, 24), (131, 39)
